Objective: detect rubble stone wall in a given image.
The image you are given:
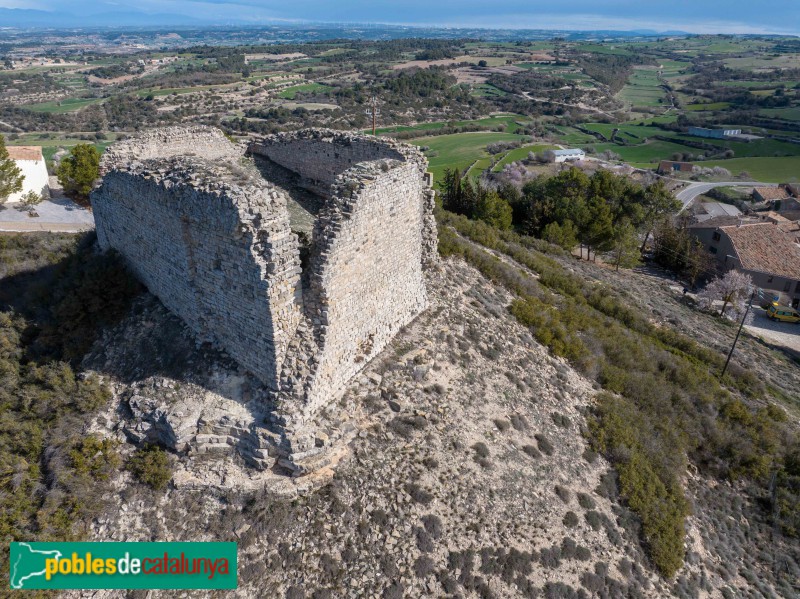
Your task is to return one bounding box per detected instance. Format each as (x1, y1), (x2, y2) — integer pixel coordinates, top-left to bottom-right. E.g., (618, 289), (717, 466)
(250, 129), (406, 193)
(93, 141), (302, 387)
(92, 126), (437, 472)
(302, 160), (429, 415)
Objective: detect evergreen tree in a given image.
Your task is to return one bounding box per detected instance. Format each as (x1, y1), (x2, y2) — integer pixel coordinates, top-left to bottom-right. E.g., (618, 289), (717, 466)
(582, 194), (614, 261)
(0, 134), (24, 204)
(543, 219), (578, 250)
(475, 189), (513, 230)
(639, 180), (681, 252)
(610, 220), (641, 271)
(57, 144), (100, 199)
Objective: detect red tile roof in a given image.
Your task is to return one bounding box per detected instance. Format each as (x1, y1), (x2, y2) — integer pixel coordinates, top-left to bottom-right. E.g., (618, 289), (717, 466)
(753, 186), (789, 201)
(6, 146), (43, 161)
(721, 222), (800, 280)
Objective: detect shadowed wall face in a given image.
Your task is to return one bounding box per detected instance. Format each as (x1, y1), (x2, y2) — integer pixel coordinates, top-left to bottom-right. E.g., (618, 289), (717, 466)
(93, 170), (302, 387)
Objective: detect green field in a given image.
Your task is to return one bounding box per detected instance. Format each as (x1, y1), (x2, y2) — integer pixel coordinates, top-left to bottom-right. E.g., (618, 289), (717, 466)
(374, 114), (528, 136)
(277, 83), (329, 99)
(617, 67), (666, 109)
(552, 126), (598, 145)
(759, 107), (800, 122)
(409, 131), (527, 182)
(684, 102), (731, 111)
(582, 123), (671, 141)
(673, 135), (800, 158)
(24, 97), (104, 113)
(583, 140), (703, 163)
(694, 157), (800, 183)
(471, 84), (509, 98)
(492, 143), (558, 172)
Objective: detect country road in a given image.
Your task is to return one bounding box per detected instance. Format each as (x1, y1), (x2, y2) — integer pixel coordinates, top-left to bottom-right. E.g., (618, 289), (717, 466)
(674, 181), (778, 211)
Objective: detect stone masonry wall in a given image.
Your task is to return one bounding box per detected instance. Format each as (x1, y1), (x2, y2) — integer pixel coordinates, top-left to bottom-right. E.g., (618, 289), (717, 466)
(92, 126), (437, 473)
(100, 125), (241, 169)
(250, 129), (406, 193)
(93, 137), (302, 387)
(303, 160), (428, 415)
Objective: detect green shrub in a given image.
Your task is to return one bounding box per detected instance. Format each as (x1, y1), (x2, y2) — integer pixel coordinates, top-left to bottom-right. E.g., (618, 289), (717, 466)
(436, 207), (796, 574)
(69, 435), (120, 480)
(127, 444), (172, 490)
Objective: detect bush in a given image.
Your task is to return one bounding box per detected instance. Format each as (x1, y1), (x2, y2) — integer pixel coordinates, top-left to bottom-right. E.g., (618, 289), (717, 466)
(563, 511), (579, 528)
(535, 434), (554, 456)
(406, 483), (434, 504)
(127, 444), (172, 490)
(584, 511), (602, 531)
(56, 143), (100, 199)
(472, 441), (490, 458)
(522, 445), (541, 459)
(69, 435), (120, 480)
(555, 485), (571, 503)
(414, 556), (436, 578)
(421, 514), (443, 539)
(577, 493), (596, 511)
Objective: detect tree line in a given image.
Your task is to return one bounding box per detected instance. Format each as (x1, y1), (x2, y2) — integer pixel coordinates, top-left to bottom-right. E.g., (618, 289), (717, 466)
(439, 166), (679, 271)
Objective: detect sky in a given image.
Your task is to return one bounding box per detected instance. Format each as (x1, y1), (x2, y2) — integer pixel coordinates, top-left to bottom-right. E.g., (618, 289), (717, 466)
(3, 0), (799, 34)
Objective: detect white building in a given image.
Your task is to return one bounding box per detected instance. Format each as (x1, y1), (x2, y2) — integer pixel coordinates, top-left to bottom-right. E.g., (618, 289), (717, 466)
(7, 146), (49, 203)
(543, 148), (586, 163)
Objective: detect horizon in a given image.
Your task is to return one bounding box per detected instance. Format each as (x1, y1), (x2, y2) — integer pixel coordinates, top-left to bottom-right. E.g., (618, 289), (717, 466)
(1, 1), (798, 36)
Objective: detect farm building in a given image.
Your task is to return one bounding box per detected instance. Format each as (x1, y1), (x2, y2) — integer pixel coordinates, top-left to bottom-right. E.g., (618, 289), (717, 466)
(657, 160), (694, 175)
(752, 186), (790, 203)
(543, 148), (586, 163)
(6, 146), (49, 203)
(687, 127), (742, 139)
(689, 220), (800, 308)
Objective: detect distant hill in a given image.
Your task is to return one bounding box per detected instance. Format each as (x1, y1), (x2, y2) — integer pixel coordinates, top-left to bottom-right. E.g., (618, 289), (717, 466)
(0, 8), (699, 35)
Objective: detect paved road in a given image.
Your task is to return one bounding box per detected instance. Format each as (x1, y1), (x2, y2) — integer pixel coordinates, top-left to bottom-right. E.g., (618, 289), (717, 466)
(0, 195), (94, 233)
(745, 306), (800, 355)
(674, 181), (778, 211)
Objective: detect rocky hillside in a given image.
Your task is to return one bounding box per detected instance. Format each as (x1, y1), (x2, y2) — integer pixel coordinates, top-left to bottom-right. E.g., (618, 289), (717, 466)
(74, 252), (797, 598)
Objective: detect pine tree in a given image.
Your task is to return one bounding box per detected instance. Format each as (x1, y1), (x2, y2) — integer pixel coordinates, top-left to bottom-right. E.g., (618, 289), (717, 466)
(0, 134), (24, 204)
(611, 220), (641, 271)
(475, 189), (512, 230)
(639, 180), (681, 252)
(57, 144), (100, 199)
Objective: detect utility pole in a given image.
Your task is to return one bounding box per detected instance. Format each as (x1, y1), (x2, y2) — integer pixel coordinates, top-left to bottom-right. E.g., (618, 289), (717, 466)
(721, 289), (760, 378)
(364, 95), (380, 136)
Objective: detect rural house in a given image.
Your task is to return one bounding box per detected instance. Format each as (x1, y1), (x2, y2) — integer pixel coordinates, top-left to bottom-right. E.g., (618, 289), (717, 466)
(6, 146), (49, 203)
(657, 160), (694, 175)
(542, 148), (586, 163)
(689, 220), (800, 308)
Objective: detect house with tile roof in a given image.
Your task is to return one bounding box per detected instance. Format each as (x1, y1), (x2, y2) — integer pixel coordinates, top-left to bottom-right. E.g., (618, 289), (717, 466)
(752, 186), (790, 203)
(689, 220), (800, 308)
(6, 146), (49, 203)
(657, 160), (694, 175)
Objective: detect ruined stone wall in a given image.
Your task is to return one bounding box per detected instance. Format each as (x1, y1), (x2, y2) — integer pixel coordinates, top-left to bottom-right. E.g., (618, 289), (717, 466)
(250, 129), (406, 193)
(100, 126), (241, 169)
(93, 126), (438, 473)
(92, 137), (302, 387)
(300, 160), (429, 415)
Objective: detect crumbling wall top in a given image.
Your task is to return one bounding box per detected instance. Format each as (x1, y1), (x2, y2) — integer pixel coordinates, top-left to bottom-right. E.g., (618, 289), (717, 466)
(101, 125), (242, 174)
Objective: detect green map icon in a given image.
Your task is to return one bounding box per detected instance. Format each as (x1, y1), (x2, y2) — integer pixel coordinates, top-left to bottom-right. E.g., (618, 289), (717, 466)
(10, 543), (63, 589)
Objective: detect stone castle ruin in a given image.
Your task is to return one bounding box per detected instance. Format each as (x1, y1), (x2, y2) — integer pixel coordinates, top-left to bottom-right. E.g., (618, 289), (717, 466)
(91, 126), (437, 474)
